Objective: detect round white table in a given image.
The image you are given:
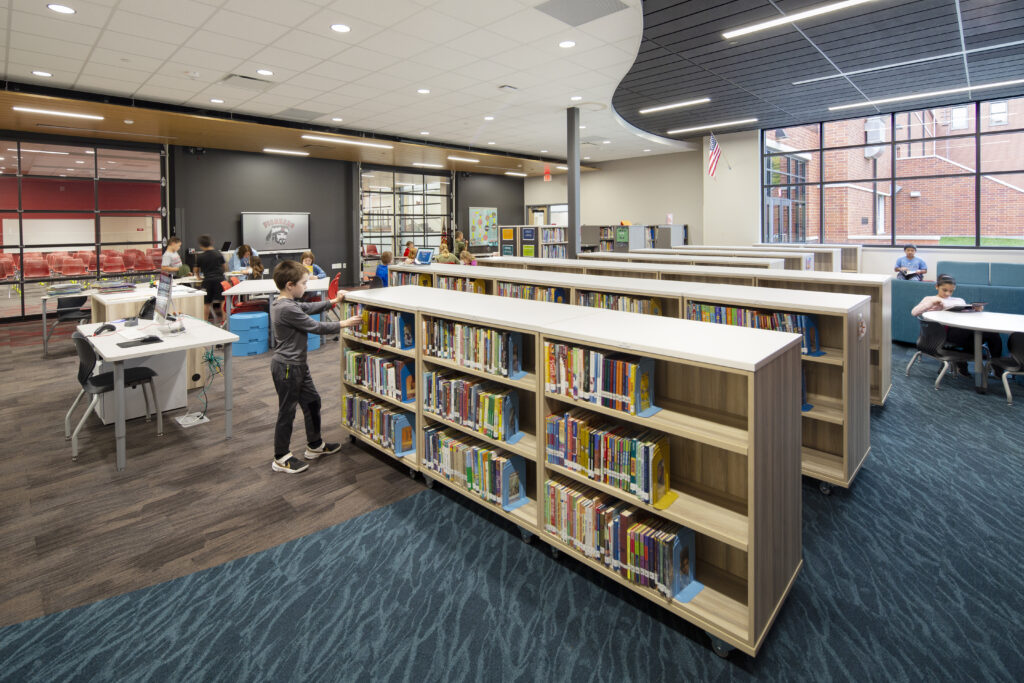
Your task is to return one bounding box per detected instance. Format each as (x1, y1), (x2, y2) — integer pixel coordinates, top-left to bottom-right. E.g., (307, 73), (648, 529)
(921, 310), (1024, 392)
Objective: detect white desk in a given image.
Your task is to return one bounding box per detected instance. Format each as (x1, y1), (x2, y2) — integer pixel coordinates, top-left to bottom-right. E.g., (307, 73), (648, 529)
(79, 318), (239, 471)
(922, 311), (1024, 392)
(223, 278), (330, 342)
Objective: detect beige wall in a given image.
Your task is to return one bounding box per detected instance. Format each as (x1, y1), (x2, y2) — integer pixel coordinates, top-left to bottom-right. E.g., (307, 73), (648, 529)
(700, 129), (761, 245)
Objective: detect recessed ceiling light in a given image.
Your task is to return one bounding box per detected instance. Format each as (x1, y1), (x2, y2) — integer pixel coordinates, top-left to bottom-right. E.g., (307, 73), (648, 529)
(413, 162), (443, 168)
(504, 171), (527, 177)
(583, 156), (590, 160)
(487, 141), (496, 145)
(643, 149), (652, 152)
(302, 134), (394, 149)
(75, 160), (84, 164)
(331, 23), (351, 33)
(32, 70), (53, 78)
(420, 131), (430, 136)
(484, 116), (494, 121)
(47, 4), (75, 14)
(571, 96), (582, 101)
(723, 0), (876, 39)
(257, 69), (273, 77)
(12, 106), (103, 121)
(556, 165), (568, 170)
(123, 119), (134, 125)
(559, 40), (575, 48)
(447, 156), (479, 163)
(417, 88), (430, 94)
(667, 117), (758, 135)
(639, 97), (711, 115)
(579, 125), (586, 129)
(264, 148), (310, 156)
(540, 150), (548, 153)
(331, 117), (343, 122)
(210, 98), (224, 104)
(602, 140), (611, 144)
(828, 78), (1024, 111)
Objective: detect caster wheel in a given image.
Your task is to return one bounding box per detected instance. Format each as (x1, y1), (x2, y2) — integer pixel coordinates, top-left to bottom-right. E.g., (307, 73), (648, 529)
(349, 435), (356, 444)
(550, 547), (560, 559)
(407, 468), (417, 480)
(818, 481), (833, 495)
(710, 636), (733, 658)
(519, 528), (533, 544)
(423, 477), (434, 488)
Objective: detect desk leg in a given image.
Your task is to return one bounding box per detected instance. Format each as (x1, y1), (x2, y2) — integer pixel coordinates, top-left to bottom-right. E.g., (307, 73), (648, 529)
(974, 330), (987, 393)
(41, 298), (48, 357)
(268, 293), (277, 347)
(114, 361), (127, 470)
(225, 294), (233, 329)
(224, 344), (233, 439)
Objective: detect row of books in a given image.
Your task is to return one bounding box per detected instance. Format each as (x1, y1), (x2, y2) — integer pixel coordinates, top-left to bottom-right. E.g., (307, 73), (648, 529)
(686, 302), (822, 355)
(423, 369), (521, 443)
(47, 282), (85, 295)
(342, 393), (415, 457)
(422, 318), (525, 379)
(541, 245), (567, 259)
(95, 280), (135, 293)
(343, 303), (415, 350)
(544, 342), (657, 417)
(540, 227), (567, 242)
(544, 477), (697, 601)
(392, 271), (429, 287)
(599, 227), (615, 239)
(545, 408), (671, 506)
(343, 349), (415, 403)
(422, 426), (529, 512)
(575, 292), (663, 316)
(436, 276), (486, 294)
(495, 282), (568, 304)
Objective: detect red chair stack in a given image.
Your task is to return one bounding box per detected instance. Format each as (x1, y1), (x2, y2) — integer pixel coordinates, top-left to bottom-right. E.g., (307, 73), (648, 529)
(23, 259), (51, 279)
(101, 255), (126, 274)
(132, 254), (154, 271)
(61, 257), (87, 277)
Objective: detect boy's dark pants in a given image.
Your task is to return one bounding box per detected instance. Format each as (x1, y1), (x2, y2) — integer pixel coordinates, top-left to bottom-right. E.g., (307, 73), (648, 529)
(271, 360), (322, 455)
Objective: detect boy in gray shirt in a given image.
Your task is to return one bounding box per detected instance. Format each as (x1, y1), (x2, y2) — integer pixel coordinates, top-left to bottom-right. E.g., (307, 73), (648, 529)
(270, 260), (361, 474)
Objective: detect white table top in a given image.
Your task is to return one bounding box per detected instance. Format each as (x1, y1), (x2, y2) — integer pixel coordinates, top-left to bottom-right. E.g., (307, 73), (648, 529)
(223, 278), (329, 296)
(922, 310), (1024, 334)
(79, 317), (239, 362)
(91, 285), (205, 305)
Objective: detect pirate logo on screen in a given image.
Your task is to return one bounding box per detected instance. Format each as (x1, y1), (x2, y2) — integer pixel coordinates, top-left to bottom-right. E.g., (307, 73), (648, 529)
(264, 217), (296, 245)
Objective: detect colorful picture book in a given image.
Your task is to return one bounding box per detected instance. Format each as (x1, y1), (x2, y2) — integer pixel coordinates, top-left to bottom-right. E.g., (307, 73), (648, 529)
(422, 318), (525, 379)
(343, 304), (415, 350)
(343, 349), (415, 403)
(545, 409), (673, 507)
(496, 282), (567, 304)
(423, 369), (522, 443)
(686, 302), (822, 356)
(342, 394), (415, 457)
(423, 426), (528, 511)
(544, 342), (659, 417)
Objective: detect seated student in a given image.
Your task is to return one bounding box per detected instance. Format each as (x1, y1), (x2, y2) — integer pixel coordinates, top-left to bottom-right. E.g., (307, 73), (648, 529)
(228, 244), (258, 279)
(453, 231), (467, 257)
(895, 244), (927, 281)
(436, 244), (459, 264)
(160, 237), (183, 275)
(300, 250), (327, 279)
(193, 234), (228, 325)
(911, 274), (1002, 373)
(402, 240), (416, 261)
(459, 250), (477, 266)
(250, 255), (265, 280)
(375, 251), (393, 287)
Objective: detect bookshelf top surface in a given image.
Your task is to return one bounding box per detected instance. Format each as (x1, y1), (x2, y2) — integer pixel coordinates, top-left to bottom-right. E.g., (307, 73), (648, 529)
(581, 252), (785, 267)
(390, 264), (870, 313)
(635, 248), (818, 259)
(664, 245), (842, 255)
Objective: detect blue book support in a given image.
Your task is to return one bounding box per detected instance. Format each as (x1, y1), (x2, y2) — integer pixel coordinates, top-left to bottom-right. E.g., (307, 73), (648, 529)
(501, 455), (529, 512)
(801, 314), (824, 357)
(670, 528), (704, 603)
(801, 367), (813, 412)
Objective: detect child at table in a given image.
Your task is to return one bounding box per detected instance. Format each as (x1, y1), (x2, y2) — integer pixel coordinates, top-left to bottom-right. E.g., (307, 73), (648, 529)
(249, 255), (264, 280)
(459, 250), (477, 266)
(436, 244), (459, 264)
(300, 250), (327, 279)
(453, 231), (467, 257)
(895, 244), (927, 281)
(160, 237), (182, 275)
(374, 251), (392, 287)
(269, 260), (361, 474)
(402, 240), (416, 261)
(911, 273), (1002, 371)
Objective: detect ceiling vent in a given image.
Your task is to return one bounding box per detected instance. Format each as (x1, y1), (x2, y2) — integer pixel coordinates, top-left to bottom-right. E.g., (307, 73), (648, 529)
(276, 108), (328, 122)
(220, 74), (273, 91)
(535, 0), (628, 26)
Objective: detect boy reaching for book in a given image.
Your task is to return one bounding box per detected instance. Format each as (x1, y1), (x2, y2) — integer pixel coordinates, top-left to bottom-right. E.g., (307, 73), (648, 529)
(270, 260), (361, 474)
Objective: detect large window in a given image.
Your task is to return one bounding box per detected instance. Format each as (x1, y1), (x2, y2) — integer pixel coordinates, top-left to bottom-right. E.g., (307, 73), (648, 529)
(0, 141), (165, 319)
(762, 96), (1024, 247)
(359, 167), (451, 270)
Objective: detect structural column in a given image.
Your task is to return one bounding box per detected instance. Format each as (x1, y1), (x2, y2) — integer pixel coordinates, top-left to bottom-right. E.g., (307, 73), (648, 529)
(567, 107), (580, 255)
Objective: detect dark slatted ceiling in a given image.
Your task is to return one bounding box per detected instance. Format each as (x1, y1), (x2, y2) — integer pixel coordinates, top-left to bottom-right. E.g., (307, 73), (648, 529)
(613, 0), (1024, 141)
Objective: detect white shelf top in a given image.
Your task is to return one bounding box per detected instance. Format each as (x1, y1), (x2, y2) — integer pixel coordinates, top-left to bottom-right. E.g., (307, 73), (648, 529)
(544, 308), (801, 371)
(223, 278), (329, 296)
(681, 282), (869, 314)
(581, 252), (785, 267)
(636, 248), (812, 260)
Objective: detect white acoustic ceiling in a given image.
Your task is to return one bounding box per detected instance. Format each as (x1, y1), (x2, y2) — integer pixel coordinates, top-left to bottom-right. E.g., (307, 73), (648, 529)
(1, 0), (693, 162)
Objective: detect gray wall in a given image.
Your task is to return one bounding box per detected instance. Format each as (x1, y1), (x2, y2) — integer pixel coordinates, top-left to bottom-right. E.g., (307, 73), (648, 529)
(171, 147), (359, 285)
(455, 172), (524, 252)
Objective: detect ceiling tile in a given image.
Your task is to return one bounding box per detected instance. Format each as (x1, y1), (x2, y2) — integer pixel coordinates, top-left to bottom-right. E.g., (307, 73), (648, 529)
(88, 47), (168, 74)
(221, 0), (323, 27)
(7, 48), (89, 74)
(105, 10), (196, 44)
(203, 9), (292, 44)
(132, 85), (200, 103)
(305, 60), (373, 85)
(249, 46), (322, 72)
(357, 30), (434, 59)
(9, 10), (103, 44)
(390, 9), (477, 44)
(117, 0), (217, 27)
(266, 83), (326, 101)
(412, 45), (481, 72)
(328, 46), (401, 72)
(11, 0), (113, 28)
(95, 31), (179, 61)
(271, 29), (349, 61)
(8, 33), (93, 59)
(165, 48), (245, 74)
(377, 61), (444, 86)
(321, 0), (423, 27)
(183, 30), (264, 60)
(73, 75), (143, 97)
(447, 29), (521, 58)
(286, 72), (347, 93)
(430, 0), (523, 26)
(486, 8), (568, 42)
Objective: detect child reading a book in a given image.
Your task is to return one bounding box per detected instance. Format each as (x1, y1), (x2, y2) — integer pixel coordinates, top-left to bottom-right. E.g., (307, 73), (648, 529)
(374, 251), (393, 287)
(911, 274), (1002, 372)
(895, 244), (927, 281)
(270, 260), (361, 474)
(402, 240), (416, 261)
(300, 250), (327, 279)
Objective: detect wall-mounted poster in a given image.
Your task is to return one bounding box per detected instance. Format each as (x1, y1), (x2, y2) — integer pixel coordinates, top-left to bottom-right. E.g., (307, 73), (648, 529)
(523, 244), (535, 257)
(502, 228), (514, 241)
(469, 207), (498, 247)
(615, 226), (629, 243)
(522, 227), (536, 242)
(242, 212), (310, 253)
(502, 244), (514, 255)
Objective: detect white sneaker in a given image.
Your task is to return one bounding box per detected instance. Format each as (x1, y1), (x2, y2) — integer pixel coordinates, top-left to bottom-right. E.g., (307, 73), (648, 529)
(271, 453), (309, 474)
(304, 441), (342, 460)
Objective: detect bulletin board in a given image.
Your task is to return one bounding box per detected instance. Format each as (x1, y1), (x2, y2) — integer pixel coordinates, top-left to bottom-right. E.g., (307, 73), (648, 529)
(469, 207), (498, 247)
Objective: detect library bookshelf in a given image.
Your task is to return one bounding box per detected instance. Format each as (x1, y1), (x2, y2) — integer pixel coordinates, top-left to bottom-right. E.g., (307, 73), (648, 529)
(341, 286), (803, 657)
(633, 248), (817, 272)
(480, 256), (891, 407)
(579, 251), (787, 270)
(391, 263), (871, 490)
(751, 244), (862, 273)
(657, 245), (843, 272)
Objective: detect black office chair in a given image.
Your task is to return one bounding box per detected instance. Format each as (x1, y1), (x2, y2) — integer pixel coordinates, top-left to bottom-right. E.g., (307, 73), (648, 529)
(904, 320), (974, 390)
(44, 296), (91, 356)
(986, 333), (1024, 406)
(65, 331), (163, 461)
(369, 275), (385, 289)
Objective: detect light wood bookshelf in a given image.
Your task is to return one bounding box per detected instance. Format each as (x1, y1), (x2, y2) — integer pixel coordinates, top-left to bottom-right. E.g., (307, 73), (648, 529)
(391, 263), (871, 490)
(478, 257), (891, 406)
(579, 251), (787, 270)
(341, 286), (803, 657)
(632, 248), (816, 272)
(752, 243), (862, 272)
(660, 245), (842, 272)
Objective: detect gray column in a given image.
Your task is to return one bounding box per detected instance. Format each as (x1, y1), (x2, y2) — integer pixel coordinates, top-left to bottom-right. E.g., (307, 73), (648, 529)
(567, 107), (580, 255)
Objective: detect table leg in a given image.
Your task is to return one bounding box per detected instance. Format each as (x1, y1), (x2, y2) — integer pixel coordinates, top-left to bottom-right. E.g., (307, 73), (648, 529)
(41, 298), (48, 357)
(225, 294), (233, 329)
(974, 330), (987, 393)
(268, 293), (277, 346)
(114, 361), (127, 470)
(224, 344), (233, 439)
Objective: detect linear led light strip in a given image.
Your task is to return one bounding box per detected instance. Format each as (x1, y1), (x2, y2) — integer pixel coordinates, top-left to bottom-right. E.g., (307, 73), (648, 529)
(412, 162), (443, 168)
(639, 97), (710, 115)
(301, 134), (393, 149)
(722, 0), (876, 39)
(504, 171), (527, 177)
(667, 118), (758, 135)
(263, 148), (309, 156)
(829, 78), (1024, 111)
(8, 147), (69, 155)
(447, 156), (479, 163)
(13, 106), (104, 120)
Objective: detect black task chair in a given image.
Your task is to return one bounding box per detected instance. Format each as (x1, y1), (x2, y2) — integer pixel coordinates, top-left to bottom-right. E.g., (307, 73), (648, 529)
(986, 333), (1024, 405)
(65, 331), (163, 461)
(44, 296), (91, 356)
(369, 275), (385, 289)
(904, 320), (974, 390)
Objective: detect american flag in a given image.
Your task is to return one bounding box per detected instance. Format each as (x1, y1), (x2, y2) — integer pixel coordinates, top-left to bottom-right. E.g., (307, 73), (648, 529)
(708, 133), (722, 177)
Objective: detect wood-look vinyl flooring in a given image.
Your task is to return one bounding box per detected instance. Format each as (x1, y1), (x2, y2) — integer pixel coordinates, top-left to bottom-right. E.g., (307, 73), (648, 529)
(0, 322), (423, 629)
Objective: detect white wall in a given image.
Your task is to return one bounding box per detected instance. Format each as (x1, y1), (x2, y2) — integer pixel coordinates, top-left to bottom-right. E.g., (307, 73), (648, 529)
(862, 246), (1024, 275)
(700, 129), (761, 246)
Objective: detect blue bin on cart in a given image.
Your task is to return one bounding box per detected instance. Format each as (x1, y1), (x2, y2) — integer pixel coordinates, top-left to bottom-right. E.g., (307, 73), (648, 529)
(230, 312), (269, 356)
(308, 312), (322, 351)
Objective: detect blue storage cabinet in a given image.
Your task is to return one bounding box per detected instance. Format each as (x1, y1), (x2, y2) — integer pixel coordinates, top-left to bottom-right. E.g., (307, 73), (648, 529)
(230, 312), (269, 356)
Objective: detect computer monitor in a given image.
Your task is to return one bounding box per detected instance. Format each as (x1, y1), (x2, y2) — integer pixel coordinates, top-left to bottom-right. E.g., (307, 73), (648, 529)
(414, 247), (435, 265)
(221, 241), (232, 251)
(154, 271), (173, 323)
